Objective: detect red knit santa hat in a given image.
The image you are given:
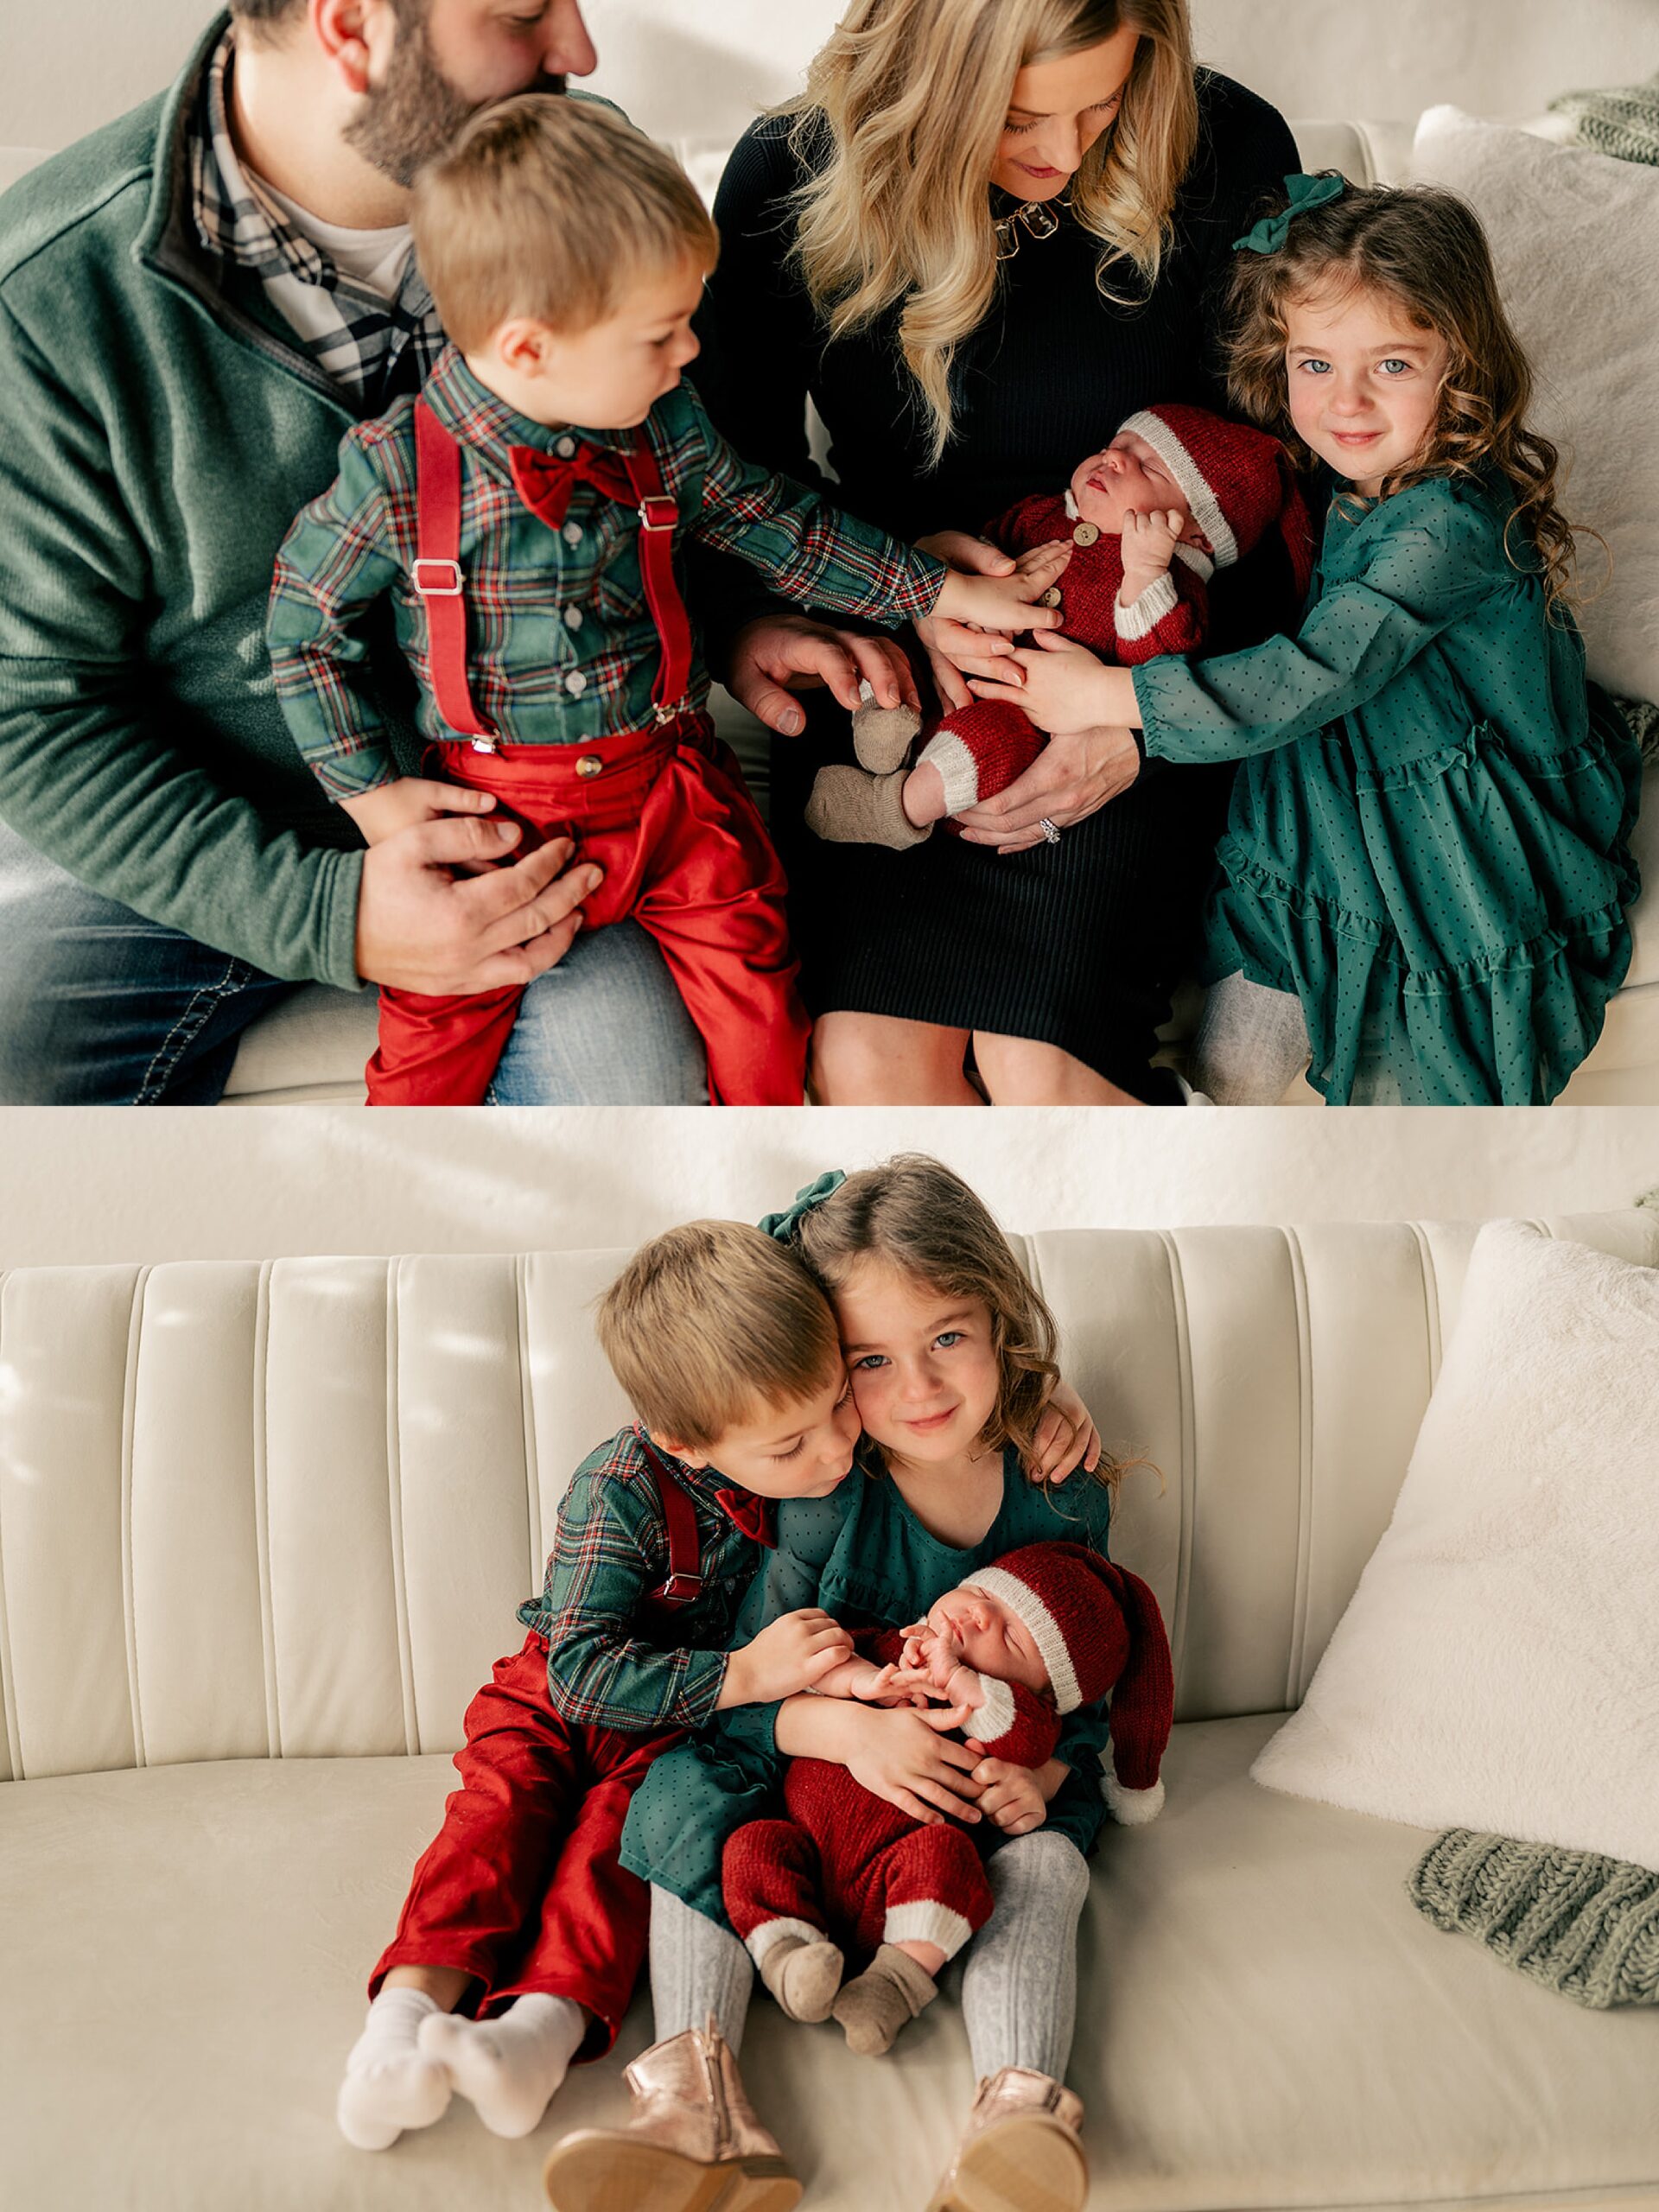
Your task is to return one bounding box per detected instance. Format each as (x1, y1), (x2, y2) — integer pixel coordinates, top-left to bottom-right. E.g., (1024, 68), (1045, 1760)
(1115, 403), (1315, 606)
(972, 1542), (1174, 1823)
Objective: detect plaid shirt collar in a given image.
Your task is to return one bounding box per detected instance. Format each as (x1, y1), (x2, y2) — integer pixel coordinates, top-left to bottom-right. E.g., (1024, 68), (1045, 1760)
(422, 342), (639, 469)
(189, 26), (441, 402)
(628, 1425), (776, 1549)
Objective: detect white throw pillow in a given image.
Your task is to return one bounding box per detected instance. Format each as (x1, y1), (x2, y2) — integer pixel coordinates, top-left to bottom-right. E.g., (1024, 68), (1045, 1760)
(1251, 1220), (1659, 1871)
(1410, 106), (1659, 709)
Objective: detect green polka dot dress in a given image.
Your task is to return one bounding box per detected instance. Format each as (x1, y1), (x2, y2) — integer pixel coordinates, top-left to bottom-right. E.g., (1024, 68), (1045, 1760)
(1134, 474), (1643, 1104)
(618, 1449), (1116, 1929)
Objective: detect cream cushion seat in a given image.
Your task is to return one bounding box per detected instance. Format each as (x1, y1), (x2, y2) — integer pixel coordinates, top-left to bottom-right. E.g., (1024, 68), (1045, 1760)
(4, 1214), (1659, 2208)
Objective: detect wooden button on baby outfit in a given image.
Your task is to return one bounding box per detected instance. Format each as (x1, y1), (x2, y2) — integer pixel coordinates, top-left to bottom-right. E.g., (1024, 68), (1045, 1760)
(1071, 522), (1100, 546)
(1039, 587), (1063, 608)
(575, 754), (603, 778)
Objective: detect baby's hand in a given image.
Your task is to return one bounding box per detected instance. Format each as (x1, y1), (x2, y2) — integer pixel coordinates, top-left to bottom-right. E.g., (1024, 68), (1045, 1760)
(931, 550), (1068, 638)
(972, 1758), (1049, 1836)
(340, 776), (499, 849)
(944, 1662), (987, 1713)
(852, 1661), (950, 1708)
(1118, 507), (1184, 587)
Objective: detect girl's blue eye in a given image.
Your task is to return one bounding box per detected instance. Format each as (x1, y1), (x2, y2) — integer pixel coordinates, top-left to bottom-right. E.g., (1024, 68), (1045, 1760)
(1297, 359), (1332, 376)
(853, 1353), (888, 1371)
(1379, 359), (1412, 375)
(934, 1332), (963, 1350)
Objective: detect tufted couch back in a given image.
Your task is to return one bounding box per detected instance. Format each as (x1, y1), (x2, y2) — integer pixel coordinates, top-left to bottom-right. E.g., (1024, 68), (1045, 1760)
(3, 1212), (1655, 1786)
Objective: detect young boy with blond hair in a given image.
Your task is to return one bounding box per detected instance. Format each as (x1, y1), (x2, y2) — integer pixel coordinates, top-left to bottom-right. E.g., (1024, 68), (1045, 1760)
(268, 95), (1062, 1106)
(338, 1217), (861, 2152)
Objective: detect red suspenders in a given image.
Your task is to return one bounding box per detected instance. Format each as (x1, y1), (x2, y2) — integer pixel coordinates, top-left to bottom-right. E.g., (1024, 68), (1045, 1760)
(633, 1431), (706, 1611)
(410, 400), (694, 747)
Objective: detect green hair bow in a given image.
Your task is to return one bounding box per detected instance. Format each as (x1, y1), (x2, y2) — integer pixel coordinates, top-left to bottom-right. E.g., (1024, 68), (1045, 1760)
(1233, 170), (1345, 255)
(758, 1169), (847, 1244)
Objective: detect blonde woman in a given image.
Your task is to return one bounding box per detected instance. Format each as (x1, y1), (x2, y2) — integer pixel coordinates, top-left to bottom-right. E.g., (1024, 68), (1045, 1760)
(696, 0), (1299, 1108)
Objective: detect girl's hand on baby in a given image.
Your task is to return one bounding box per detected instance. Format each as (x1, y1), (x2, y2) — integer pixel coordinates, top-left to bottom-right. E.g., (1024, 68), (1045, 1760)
(723, 1609), (854, 1707)
(843, 1705), (984, 1827)
(1118, 506), (1185, 588)
(854, 1662), (950, 1708)
(972, 1758), (1049, 1837)
(1028, 1379), (1103, 1485)
(966, 630), (1113, 735)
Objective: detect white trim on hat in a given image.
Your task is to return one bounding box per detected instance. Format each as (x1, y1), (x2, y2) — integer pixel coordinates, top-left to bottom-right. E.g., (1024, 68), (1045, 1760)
(1117, 410), (1239, 570)
(1115, 573), (1179, 641)
(963, 1674), (1016, 1742)
(972, 1567), (1080, 1713)
(1103, 1771), (1165, 1825)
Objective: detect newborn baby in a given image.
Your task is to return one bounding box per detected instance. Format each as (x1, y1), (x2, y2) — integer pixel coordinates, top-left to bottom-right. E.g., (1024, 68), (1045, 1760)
(805, 404), (1313, 849)
(721, 1542), (1173, 2056)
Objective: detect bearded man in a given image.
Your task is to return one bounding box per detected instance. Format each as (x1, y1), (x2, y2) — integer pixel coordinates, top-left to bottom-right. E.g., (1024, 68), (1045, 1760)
(0, 2), (904, 1101)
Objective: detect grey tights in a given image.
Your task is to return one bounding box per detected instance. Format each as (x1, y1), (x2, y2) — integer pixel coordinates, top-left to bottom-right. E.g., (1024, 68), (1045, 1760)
(1190, 972), (1313, 1105)
(649, 1827), (1090, 2085)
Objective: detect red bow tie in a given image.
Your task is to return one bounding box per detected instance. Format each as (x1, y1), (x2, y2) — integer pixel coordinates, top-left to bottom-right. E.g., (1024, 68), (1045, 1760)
(509, 442), (636, 531)
(715, 1487), (776, 1548)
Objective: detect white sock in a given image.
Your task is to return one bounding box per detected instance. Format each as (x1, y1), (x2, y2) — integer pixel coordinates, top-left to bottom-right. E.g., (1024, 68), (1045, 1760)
(337, 1986), (452, 2151)
(418, 1993), (586, 2139)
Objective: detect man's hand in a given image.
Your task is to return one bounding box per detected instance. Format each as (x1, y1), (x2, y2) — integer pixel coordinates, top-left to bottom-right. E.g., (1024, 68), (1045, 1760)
(953, 724), (1142, 853)
(354, 817), (604, 993)
(1118, 506), (1184, 598)
(725, 613), (920, 737)
(972, 1758), (1049, 1836)
(842, 1704), (984, 1827)
(1027, 1378), (1103, 1484)
(719, 1609), (855, 1708)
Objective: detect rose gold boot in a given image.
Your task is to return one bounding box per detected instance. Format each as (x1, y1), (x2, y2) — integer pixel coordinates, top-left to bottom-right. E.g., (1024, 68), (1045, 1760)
(542, 2020), (800, 2212)
(925, 2068), (1087, 2212)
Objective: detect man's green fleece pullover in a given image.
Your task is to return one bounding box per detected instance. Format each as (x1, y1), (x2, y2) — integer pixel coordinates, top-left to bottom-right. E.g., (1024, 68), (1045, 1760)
(0, 14), (418, 988)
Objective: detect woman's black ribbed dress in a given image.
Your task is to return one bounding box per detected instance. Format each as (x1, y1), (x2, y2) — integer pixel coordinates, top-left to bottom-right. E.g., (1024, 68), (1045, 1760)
(694, 71), (1301, 1099)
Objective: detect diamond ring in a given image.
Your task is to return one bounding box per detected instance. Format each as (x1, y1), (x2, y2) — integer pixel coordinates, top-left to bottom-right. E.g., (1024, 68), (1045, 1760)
(1038, 817), (1062, 844)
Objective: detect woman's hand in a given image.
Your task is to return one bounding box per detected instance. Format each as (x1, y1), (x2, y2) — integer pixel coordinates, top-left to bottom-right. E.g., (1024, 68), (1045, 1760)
(971, 1758), (1048, 1836)
(725, 613), (920, 736)
(1027, 1378), (1103, 1485)
(912, 528), (1064, 712)
(841, 1703), (985, 1827)
(953, 725), (1143, 852)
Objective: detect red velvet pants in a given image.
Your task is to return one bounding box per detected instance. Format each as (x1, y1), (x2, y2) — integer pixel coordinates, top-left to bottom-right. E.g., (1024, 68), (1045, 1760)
(367, 721), (810, 1105)
(368, 1634), (680, 2049)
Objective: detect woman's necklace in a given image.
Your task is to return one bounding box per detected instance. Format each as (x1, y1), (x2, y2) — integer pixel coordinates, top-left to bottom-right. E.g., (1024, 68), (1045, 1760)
(994, 192), (1071, 261)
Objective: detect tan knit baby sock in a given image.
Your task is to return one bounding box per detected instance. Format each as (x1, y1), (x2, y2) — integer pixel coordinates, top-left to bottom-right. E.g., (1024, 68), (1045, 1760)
(852, 689), (921, 773)
(805, 766), (932, 849)
(831, 1943), (939, 2056)
(758, 1932), (847, 2023)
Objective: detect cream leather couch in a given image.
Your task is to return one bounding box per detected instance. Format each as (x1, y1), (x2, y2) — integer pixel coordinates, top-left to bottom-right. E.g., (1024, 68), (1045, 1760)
(4, 1212), (1659, 2211)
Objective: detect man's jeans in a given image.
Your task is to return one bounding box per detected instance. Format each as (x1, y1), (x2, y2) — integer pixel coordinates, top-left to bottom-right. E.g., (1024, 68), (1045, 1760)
(0, 831), (708, 1105)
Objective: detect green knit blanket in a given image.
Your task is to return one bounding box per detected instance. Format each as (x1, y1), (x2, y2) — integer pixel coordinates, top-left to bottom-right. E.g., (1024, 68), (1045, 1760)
(1550, 68), (1659, 166)
(1410, 1831), (1659, 2007)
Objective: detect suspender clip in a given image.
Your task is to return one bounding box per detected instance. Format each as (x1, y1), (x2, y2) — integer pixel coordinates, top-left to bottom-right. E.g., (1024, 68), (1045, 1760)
(412, 558), (464, 598)
(654, 1571), (704, 1605)
(638, 495), (677, 533)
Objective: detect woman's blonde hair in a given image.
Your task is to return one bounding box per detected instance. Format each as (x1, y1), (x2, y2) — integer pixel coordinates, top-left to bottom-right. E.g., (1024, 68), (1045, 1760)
(781, 0), (1198, 466)
(1226, 179), (1598, 614)
(790, 1155), (1130, 1493)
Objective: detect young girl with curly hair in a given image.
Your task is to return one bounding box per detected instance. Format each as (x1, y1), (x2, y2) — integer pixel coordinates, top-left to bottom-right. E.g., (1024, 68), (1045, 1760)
(971, 175), (1643, 1104)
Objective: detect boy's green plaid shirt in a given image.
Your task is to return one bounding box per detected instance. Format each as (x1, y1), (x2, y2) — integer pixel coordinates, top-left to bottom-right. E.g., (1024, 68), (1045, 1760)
(518, 1425), (775, 1732)
(267, 345), (947, 799)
